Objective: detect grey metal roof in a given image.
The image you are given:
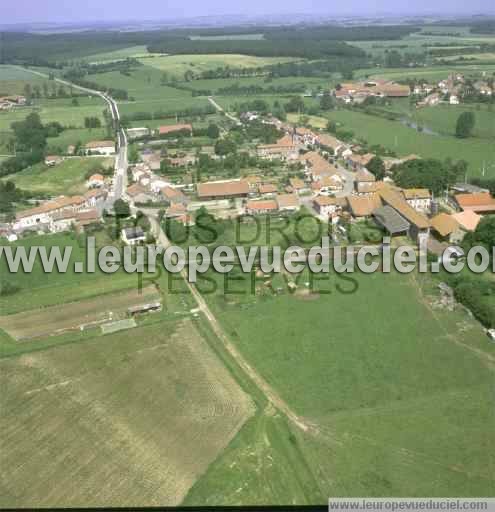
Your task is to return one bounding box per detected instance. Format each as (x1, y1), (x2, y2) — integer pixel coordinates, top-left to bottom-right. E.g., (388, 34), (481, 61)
(373, 205), (410, 234)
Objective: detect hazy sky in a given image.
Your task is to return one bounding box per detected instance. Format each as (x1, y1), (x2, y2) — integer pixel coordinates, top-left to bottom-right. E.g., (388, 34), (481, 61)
(2, 0), (494, 24)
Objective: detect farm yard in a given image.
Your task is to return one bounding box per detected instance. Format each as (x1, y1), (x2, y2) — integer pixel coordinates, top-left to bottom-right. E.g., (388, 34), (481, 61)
(0, 317), (254, 507)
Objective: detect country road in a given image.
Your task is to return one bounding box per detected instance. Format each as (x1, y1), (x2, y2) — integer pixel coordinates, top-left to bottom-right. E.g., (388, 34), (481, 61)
(147, 214), (314, 433)
(17, 66), (128, 207)
(208, 96), (241, 125)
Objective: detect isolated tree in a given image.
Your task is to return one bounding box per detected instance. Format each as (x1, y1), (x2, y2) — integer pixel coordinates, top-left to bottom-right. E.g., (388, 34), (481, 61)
(11, 112), (46, 152)
(326, 120), (337, 134)
(206, 123), (220, 139)
(113, 198), (130, 218)
(214, 138), (236, 156)
(455, 111), (476, 138)
(319, 92), (334, 111)
(23, 84), (32, 101)
(367, 156), (386, 180)
(284, 96), (305, 113)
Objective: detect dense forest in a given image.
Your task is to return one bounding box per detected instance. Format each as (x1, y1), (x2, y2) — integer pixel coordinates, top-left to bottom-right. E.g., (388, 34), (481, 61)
(0, 24), (418, 64)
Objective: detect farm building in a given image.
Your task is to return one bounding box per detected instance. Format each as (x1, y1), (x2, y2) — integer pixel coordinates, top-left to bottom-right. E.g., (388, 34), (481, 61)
(257, 134), (299, 161)
(373, 206), (410, 236)
(158, 124), (193, 137)
(347, 193), (382, 219)
(245, 199), (278, 215)
(197, 180), (249, 200)
(451, 210), (481, 232)
(276, 194), (300, 213)
(430, 213), (465, 244)
(378, 187), (430, 241)
(454, 193), (495, 214)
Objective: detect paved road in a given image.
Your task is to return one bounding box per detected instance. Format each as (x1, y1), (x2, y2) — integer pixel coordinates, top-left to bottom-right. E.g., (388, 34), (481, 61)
(18, 66), (128, 208)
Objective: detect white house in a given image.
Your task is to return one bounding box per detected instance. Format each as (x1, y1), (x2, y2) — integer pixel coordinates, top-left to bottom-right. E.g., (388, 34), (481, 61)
(126, 127), (150, 139)
(313, 196), (341, 217)
(45, 155), (63, 166)
(121, 227), (146, 245)
(85, 140), (115, 156)
(449, 94), (460, 105)
(150, 178), (171, 194)
(84, 188), (107, 208)
(402, 188), (432, 213)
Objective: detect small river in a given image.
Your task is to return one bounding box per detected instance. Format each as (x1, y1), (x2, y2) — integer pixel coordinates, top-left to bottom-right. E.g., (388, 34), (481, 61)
(399, 118), (440, 136)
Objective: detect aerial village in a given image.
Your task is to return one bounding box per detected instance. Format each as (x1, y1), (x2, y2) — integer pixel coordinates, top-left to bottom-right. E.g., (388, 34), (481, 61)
(2, 73), (494, 255)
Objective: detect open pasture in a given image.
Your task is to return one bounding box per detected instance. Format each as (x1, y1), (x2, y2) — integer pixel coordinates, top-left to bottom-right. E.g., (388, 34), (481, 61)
(0, 318), (254, 507)
(0, 285), (160, 341)
(325, 109), (495, 178)
(0, 98), (106, 132)
(192, 267), (495, 500)
(4, 157), (113, 196)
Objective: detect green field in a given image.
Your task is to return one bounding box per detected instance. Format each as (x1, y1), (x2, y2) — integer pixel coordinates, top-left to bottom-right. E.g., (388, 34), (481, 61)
(325, 109), (495, 178)
(0, 233), (142, 317)
(182, 75), (333, 93)
(4, 157), (113, 196)
(411, 104), (495, 139)
(356, 64), (495, 82)
(46, 127), (109, 152)
(0, 97), (106, 131)
(183, 267), (495, 503)
(87, 67), (211, 117)
(85, 45), (151, 63)
(138, 54), (299, 77)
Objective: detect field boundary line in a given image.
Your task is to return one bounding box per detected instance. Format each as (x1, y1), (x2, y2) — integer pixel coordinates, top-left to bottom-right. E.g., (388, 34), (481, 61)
(148, 214), (313, 433)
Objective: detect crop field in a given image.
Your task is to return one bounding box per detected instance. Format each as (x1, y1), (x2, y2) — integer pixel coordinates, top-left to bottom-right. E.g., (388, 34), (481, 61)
(0, 317), (254, 507)
(138, 54), (299, 77)
(324, 109), (495, 178)
(0, 285), (160, 340)
(184, 267), (495, 503)
(4, 157), (113, 195)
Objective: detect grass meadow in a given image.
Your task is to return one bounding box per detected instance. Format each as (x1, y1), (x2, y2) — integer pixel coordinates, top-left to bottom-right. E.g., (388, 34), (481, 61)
(325, 109), (495, 178)
(4, 157), (113, 195)
(184, 266), (495, 502)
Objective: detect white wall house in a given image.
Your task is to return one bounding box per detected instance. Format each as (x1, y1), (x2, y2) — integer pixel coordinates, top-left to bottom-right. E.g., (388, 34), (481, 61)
(84, 140), (116, 156)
